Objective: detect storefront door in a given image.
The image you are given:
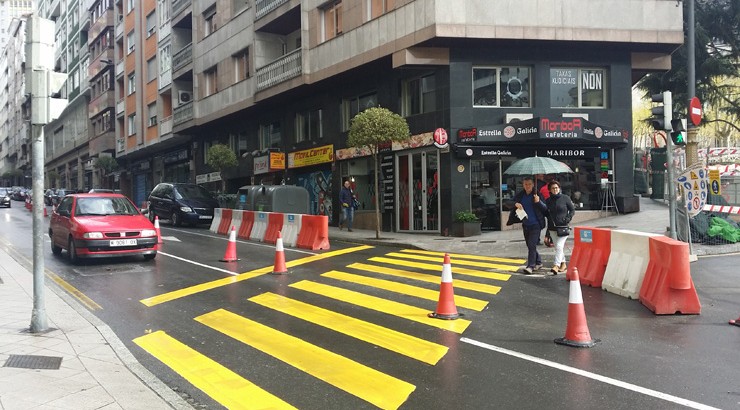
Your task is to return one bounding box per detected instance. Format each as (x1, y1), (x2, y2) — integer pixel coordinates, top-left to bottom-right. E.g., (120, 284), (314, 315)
(397, 149), (440, 232)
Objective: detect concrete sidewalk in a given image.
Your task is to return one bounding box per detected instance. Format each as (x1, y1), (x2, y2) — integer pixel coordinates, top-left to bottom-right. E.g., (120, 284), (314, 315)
(0, 245), (191, 409)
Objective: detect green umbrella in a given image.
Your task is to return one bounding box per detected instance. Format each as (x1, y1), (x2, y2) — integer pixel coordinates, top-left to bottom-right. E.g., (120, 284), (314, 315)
(504, 156), (573, 176)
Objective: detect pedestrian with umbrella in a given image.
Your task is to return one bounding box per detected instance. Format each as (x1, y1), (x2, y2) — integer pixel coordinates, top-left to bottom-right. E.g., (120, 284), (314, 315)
(504, 155), (573, 274)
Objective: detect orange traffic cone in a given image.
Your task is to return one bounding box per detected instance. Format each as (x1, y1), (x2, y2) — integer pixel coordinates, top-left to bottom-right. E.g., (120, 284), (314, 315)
(554, 267), (598, 348)
(428, 253), (460, 320)
(272, 231), (288, 274)
(730, 315), (740, 327)
(220, 226), (239, 262)
(154, 216), (163, 244)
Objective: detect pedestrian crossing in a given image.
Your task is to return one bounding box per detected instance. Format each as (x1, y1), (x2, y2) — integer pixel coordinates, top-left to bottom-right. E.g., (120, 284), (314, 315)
(135, 249), (525, 409)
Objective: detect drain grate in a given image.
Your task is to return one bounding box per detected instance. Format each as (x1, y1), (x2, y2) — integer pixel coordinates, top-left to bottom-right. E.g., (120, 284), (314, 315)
(3, 354), (62, 370)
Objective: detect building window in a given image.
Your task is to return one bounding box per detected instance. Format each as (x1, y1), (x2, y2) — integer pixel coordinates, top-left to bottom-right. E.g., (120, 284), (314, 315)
(341, 92), (377, 131)
(158, 0), (170, 25)
(127, 114), (136, 135)
(550, 68), (607, 108)
(322, 1), (342, 42)
(233, 49), (249, 82)
(127, 72), (136, 94)
(126, 31), (135, 54)
(204, 66), (218, 96)
(159, 44), (171, 72)
(204, 6), (216, 37)
(472, 66), (531, 108)
(230, 132), (248, 157)
(368, 0), (393, 19)
(259, 122), (281, 150)
(147, 58), (157, 82)
(147, 103), (157, 127)
(146, 12), (156, 37)
(401, 74), (436, 116)
(295, 109), (323, 143)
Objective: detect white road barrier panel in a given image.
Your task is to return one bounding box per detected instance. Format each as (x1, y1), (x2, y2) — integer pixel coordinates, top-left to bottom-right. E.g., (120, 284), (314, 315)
(250, 211), (269, 242)
(231, 210), (243, 232)
(601, 230), (660, 299)
(281, 214), (303, 247)
(210, 208), (223, 233)
(702, 205), (740, 214)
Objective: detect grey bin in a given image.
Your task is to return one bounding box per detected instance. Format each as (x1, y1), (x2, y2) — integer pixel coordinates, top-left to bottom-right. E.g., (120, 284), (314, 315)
(236, 185), (310, 214)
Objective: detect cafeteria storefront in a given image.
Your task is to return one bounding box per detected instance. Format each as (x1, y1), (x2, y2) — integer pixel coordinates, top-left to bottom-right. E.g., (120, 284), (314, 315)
(453, 116), (629, 230)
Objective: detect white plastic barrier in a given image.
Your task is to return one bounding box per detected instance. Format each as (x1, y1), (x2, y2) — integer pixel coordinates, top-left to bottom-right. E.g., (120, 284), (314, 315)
(250, 211), (269, 242)
(601, 230), (660, 299)
(281, 214), (303, 247)
(230, 210), (243, 232)
(209, 208), (223, 233)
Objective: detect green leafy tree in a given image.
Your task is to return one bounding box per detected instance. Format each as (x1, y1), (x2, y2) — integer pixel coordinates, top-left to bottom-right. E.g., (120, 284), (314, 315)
(206, 143), (238, 192)
(348, 107), (410, 239)
(636, 0), (740, 136)
(94, 157), (119, 189)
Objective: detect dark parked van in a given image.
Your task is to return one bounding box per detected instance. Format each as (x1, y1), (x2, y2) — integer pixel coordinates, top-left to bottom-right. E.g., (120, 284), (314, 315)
(147, 183), (219, 226)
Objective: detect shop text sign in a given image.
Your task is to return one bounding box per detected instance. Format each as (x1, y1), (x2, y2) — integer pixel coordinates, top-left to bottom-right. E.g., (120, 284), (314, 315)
(288, 144), (334, 168)
(463, 117), (628, 144)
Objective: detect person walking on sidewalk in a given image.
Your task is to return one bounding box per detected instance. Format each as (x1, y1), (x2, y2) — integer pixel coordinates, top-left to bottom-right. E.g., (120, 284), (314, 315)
(339, 180), (356, 232)
(544, 180), (576, 274)
(514, 177), (547, 274)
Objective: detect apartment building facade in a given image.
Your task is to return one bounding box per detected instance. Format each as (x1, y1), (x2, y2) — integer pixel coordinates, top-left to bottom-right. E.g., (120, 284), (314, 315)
(112, 0), (683, 232)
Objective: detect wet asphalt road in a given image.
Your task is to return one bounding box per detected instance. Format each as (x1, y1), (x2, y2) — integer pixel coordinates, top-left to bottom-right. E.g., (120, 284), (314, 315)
(2, 204), (739, 409)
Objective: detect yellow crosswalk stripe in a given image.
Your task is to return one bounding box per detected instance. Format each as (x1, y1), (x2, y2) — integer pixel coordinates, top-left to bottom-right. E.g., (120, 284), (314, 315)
(196, 309), (416, 410)
(133, 330), (296, 410)
(322, 270), (488, 311)
(348, 263), (502, 295)
(290, 280), (471, 333)
(140, 245), (373, 306)
(385, 252), (520, 271)
(400, 249), (526, 264)
(249, 292), (448, 365)
(368, 256), (512, 281)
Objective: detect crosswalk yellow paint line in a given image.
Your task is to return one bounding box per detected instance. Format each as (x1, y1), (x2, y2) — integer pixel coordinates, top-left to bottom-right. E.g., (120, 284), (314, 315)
(348, 263), (502, 295)
(400, 249), (526, 264)
(323, 270), (488, 311)
(368, 256), (512, 282)
(133, 330), (296, 410)
(249, 292), (448, 365)
(290, 280), (471, 333)
(140, 245), (373, 307)
(196, 309), (416, 410)
(385, 252), (520, 272)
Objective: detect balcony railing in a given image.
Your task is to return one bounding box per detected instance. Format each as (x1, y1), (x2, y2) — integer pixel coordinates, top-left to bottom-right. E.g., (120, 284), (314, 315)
(172, 0), (192, 17)
(159, 116), (173, 136)
(255, 0), (289, 20)
(116, 60), (124, 77)
(256, 49), (302, 92)
(159, 69), (172, 89)
(173, 102), (193, 126)
(172, 43), (193, 73)
(115, 20), (123, 38)
(116, 99), (124, 115)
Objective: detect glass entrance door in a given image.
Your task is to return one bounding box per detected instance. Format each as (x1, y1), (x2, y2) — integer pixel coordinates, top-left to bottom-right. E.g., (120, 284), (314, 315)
(397, 149), (439, 232)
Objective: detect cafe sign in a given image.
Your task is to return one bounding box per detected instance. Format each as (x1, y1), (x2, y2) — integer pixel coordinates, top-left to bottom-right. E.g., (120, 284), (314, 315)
(288, 144), (334, 168)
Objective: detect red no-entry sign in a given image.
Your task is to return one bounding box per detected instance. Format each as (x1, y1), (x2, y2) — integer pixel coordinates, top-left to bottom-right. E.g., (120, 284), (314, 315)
(689, 97), (702, 126)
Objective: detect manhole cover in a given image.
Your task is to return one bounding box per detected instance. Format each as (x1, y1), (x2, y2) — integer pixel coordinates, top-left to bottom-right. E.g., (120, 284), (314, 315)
(4, 355), (62, 370)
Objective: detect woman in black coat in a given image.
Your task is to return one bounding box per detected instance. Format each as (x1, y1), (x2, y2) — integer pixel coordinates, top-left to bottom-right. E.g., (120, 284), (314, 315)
(544, 180), (575, 274)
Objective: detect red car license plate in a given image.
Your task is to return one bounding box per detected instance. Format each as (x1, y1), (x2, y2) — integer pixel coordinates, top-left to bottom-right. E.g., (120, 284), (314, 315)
(110, 239), (137, 247)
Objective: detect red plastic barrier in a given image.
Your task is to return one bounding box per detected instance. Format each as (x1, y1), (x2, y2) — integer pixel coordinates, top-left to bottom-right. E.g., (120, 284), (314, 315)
(639, 236), (701, 314)
(237, 211), (255, 240)
(263, 213), (285, 244)
(296, 215), (330, 250)
(217, 209), (233, 235)
(566, 227), (612, 287)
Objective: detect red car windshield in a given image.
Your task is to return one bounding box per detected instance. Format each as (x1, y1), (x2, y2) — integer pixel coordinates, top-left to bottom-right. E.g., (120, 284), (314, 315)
(75, 197), (139, 216)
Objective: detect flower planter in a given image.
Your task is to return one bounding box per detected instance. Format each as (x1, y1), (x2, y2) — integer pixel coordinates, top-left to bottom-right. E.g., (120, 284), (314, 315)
(451, 221), (481, 237)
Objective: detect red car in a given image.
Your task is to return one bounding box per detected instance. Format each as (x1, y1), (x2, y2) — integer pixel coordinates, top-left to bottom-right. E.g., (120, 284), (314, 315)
(48, 193), (158, 263)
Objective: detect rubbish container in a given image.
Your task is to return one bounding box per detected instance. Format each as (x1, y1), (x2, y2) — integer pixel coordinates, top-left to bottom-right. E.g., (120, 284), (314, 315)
(236, 185), (310, 214)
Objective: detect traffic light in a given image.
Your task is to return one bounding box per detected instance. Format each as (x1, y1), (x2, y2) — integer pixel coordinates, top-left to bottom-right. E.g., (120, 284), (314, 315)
(670, 118), (687, 146)
(650, 91), (673, 131)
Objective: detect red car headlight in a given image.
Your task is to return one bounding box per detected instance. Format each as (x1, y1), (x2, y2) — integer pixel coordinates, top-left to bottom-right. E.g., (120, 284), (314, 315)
(82, 232), (104, 239)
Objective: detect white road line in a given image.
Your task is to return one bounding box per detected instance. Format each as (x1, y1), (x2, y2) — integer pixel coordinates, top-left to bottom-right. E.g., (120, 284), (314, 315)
(158, 251), (239, 276)
(460, 337), (720, 410)
(161, 227), (318, 255)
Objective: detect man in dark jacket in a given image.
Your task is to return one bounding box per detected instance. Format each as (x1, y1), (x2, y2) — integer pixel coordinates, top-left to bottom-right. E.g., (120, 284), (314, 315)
(514, 177), (547, 274)
(339, 180), (356, 231)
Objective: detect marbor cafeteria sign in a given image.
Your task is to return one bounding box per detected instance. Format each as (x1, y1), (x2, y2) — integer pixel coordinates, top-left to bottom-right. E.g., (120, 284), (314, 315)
(458, 117), (628, 144)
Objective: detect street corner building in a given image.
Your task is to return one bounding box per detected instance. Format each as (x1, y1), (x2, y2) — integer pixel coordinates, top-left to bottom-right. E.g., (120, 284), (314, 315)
(3, 0), (682, 234)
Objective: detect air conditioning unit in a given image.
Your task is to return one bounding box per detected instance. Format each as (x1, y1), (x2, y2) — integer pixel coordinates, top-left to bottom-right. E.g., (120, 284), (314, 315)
(505, 113), (533, 124)
(178, 90), (192, 104)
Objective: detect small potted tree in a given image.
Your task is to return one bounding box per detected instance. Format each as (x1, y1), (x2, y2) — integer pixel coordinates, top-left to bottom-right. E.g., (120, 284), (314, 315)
(451, 210), (481, 237)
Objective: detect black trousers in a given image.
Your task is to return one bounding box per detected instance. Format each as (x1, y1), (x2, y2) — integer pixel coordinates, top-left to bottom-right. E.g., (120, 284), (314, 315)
(522, 224), (542, 268)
